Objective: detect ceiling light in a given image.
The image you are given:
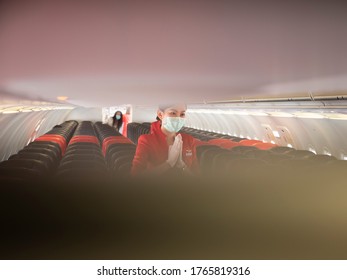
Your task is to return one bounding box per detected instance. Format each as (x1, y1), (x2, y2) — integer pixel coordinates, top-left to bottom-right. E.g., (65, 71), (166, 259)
(272, 130), (280, 138)
(324, 113), (347, 120)
(2, 110), (19, 114)
(250, 112), (268, 116)
(294, 112), (325, 119)
(57, 96), (68, 101)
(268, 112), (294, 118)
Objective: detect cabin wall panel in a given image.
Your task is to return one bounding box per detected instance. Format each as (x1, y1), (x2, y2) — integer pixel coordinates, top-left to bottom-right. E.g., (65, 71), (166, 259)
(65, 107), (102, 122)
(186, 112), (347, 159)
(0, 110), (72, 161)
(131, 106), (157, 123)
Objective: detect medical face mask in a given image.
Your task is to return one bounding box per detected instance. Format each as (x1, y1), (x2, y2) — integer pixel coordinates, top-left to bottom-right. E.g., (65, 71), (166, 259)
(115, 115), (121, 120)
(162, 117), (185, 133)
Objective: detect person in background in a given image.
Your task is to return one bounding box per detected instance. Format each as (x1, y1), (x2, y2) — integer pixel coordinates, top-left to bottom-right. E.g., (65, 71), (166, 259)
(131, 104), (198, 176)
(108, 111), (124, 134)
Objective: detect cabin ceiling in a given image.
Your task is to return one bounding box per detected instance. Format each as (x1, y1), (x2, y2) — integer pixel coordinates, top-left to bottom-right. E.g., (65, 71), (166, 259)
(1, 0), (347, 107)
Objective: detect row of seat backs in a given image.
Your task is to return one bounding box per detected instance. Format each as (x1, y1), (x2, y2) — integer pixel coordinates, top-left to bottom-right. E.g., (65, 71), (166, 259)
(55, 142), (108, 179)
(0, 121), (78, 181)
(93, 122), (136, 175)
(55, 122), (107, 180)
(180, 127), (278, 149)
(105, 143), (136, 177)
(126, 122), (240, 144)
(205, 138), (278, 150)
(197, 144), (344, 176)
(44, 120), (78, 140)
(94, 121), (122, 141)
(33, 120), (79, 156)
(93, 121), (133, 156)
(180, 127), (245, 142)
(126, 122), (253, 145)
(55, 121), (136, 180)
(73, 121), (98, 136)
(126, 123), (230, 143)
(0, 121), (111, 181)
(1, 121), (140, 181)
(126, 122), (151, 145)
(192, 130), (341, 175)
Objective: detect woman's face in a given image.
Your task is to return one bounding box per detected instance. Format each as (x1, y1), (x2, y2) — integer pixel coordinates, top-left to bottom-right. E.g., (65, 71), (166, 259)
(158, 104), (186, 120)
(116, 112), (122, 117)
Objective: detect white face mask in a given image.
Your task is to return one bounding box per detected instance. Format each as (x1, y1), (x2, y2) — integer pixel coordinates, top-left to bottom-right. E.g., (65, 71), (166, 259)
(162, 117), (185, 133)
(115, 115), (121, 120)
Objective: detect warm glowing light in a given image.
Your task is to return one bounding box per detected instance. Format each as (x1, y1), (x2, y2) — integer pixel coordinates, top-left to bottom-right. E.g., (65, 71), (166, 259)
(268, 112), (294, 118)
(57, 96), (68, 101)
(188, 108), (347, 120)
(294, 112), (325, 119)
(2, 110), (18, 114)
(0, 105), (74, 114)
(250, 112), (268, 116)
(324, 113), (347, 120)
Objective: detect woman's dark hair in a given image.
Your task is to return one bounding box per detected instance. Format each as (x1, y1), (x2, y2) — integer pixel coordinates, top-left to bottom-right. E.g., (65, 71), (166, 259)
(112, 111), (123, 131)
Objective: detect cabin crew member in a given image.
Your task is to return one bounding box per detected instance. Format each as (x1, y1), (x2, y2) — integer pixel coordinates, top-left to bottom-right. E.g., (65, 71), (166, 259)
(108, 111), (124, 134)
(131, 104), (198, 176)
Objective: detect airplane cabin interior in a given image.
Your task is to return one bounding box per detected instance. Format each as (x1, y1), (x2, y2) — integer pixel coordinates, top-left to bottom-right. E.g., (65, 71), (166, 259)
(0, 0), (347, 261)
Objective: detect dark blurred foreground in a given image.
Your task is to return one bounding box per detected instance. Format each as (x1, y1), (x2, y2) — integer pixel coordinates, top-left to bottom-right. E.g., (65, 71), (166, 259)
(0, 168), (347, 260)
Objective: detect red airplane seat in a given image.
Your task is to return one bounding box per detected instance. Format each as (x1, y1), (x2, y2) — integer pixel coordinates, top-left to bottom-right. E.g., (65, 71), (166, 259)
(219, 141), (241, 149)
(194, 139), (211, 147)
(69, 136), (100, 145)
(122, 114), (130, 137)
(253, 142), (278, 150)
(208, 139), (234, 145)
(102, 136), (133, 155)
(34, 134), (67, 155)
(239, 139), (262, 146)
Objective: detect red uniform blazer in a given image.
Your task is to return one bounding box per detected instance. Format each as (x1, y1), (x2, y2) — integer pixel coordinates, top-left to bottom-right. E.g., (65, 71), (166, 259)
(131, 121), (198, 175)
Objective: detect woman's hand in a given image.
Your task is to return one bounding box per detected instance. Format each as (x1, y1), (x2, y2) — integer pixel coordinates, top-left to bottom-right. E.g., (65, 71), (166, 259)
(175, 135), (187, 169)
(166, 134), (182, 167)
